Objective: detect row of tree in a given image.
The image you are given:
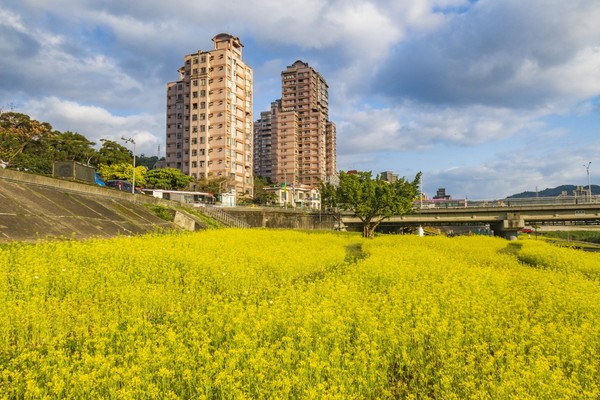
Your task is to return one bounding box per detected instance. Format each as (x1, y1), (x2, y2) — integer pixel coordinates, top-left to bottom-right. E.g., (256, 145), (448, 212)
(0, 112), (220, 191)
(0, 112), (281, 197)
(0, 112), (155, 171)
(2, 111), (422, 237)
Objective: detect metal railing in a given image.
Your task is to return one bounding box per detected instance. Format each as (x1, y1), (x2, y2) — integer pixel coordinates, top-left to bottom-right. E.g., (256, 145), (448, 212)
(198, 206), (250, 228)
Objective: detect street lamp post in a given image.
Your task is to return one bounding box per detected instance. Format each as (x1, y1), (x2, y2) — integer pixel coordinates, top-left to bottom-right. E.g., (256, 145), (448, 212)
(219, 179), (227, 204)
(283, 170), (287, 207)
(122, 137), (136, 194)
(420, 175), (424, 209)
(584, 162), (592, 202)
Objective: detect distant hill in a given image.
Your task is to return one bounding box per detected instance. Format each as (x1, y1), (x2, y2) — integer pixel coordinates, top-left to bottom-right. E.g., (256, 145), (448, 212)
(507, 184), (600, 199)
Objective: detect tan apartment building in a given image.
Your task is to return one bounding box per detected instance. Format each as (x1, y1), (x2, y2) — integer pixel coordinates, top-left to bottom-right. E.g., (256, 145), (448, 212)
(165, 33), (254, 197)
(253, 60), (336, 187)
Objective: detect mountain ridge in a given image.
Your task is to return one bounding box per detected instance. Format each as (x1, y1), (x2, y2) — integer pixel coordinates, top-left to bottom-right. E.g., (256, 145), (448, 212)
(507, 184), (600, 199)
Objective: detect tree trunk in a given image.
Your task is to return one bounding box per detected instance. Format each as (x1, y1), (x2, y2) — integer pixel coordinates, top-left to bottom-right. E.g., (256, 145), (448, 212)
(362, 218), (383, 238)
(363, 221), (377, 238)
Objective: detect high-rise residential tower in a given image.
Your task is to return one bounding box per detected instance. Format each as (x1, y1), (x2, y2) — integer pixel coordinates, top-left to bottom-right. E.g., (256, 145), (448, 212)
(166, 33), (254, 196)
(253, 60), (336, 187)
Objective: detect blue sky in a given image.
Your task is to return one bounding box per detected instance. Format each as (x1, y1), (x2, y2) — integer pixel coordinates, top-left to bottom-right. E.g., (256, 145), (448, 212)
(1, 0), (599, 199)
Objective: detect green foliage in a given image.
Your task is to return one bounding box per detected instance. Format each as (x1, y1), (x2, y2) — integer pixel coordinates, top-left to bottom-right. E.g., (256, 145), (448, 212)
(145, 204), (176, 221)
(136, 154), (161, 170)
(335, 170), (421, 238)
(320, 181), (338, 210)
(144, 168), (192, 190)
(541, 230), (600, 244)
(253, 176), (277, 205)
(195, 177), (226, 196)
(98, 163), (147, 187)
(0, 112), (56, 171)
(180, 207), (223, 229)
(50, 131), (96, 165)
(93, 140), (132, 166)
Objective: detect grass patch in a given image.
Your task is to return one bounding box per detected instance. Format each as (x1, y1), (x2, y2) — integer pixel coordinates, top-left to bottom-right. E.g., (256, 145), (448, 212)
(177, 206), (224, 229)
(144, 204), (176, 221)
(541, 230), (600, 244)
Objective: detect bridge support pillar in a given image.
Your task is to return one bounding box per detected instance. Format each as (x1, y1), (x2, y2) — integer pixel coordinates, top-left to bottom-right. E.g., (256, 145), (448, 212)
(493, 213), (525, 240)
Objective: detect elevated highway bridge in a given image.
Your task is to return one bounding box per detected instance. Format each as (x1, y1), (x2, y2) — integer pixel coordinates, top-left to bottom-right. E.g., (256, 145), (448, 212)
(341, 198), (600, 238)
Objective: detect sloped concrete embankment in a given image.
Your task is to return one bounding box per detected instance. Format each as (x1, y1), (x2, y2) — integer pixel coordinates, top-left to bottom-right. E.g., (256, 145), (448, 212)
(0, 169), (183, 243)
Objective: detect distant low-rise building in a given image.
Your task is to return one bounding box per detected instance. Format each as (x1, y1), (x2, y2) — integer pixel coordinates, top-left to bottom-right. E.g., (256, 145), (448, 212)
(434, 188), (451, 200)
(264, 184), (321, 210)
(380, 171), (398, 183)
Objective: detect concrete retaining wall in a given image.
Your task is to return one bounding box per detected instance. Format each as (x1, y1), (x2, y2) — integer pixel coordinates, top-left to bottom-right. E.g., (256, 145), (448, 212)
(226, 207), (338, 230)
(0, 169), (180, 243)
(0, 169), (339, 242)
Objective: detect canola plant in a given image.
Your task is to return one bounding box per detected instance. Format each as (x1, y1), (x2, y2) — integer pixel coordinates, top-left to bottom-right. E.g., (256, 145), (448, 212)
(0, 230), (598, 399)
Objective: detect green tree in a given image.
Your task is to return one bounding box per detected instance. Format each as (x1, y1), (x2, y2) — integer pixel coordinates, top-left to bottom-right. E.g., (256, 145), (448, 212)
(196, 177), (227, 196)
(98, 163), (147, 187)
(253, 176), (277, 205)
(136, 154), (160, 170)
(93, 140), (132, 166)
(0, 112), (56, 171)
(335, 171), (421, 238)
(51, 131), (96, 165)
(144, 168), (192, 190)
(319, 181), (339, 211)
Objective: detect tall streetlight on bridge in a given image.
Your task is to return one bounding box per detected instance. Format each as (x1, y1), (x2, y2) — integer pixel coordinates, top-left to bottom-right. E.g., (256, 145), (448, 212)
(584, 162), (592, 202)
(121, 137), (136, 194)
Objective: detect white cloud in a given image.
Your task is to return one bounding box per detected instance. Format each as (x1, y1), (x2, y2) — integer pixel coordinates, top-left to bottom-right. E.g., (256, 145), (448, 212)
(336, 103), (544, 154)
(2, 0), (600, 200)
(24, 97), (163, 157)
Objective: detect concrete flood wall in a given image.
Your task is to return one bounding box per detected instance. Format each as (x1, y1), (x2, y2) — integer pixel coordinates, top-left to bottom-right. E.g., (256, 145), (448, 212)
(0, 169), (339, 243)
(0, 169), (180, 243)
(225, 207), (339, 230)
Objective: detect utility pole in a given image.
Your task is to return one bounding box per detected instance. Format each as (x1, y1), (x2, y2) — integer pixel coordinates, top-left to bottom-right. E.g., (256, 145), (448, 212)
(122, 137), (136, 194)
(584, 162), (591, 202)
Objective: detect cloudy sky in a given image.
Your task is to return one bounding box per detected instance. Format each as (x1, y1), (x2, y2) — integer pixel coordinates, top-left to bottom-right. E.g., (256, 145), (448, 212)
(1, 0), (599, 199)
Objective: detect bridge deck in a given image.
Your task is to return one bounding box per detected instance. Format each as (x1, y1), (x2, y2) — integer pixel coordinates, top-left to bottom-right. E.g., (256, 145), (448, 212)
(341, 202), (600, 228)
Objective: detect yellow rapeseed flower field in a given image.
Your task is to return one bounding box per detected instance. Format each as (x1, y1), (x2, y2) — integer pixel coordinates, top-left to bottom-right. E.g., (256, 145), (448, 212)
(1, 230), (599, 399)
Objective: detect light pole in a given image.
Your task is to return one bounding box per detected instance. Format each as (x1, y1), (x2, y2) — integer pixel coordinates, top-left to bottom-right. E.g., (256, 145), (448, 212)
(122, 137), (136, 194)
(219, 179), (227, 204)
(283, 170), (287, 207)
(420, 174), (424, 209)
(584, 162), (592, 202)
